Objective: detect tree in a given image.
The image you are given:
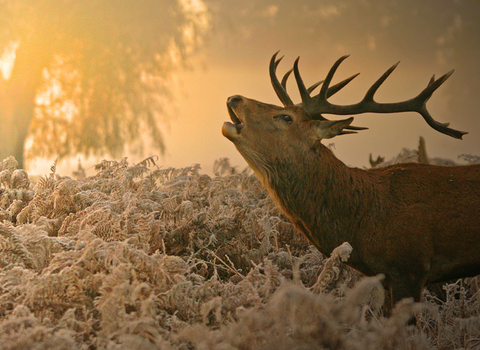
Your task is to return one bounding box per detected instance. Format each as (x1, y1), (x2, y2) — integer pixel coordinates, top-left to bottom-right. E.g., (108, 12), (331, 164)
(0, 0), (210, 169)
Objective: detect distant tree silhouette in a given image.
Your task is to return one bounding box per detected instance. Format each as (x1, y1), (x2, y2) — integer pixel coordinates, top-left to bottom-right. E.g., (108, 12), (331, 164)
(0, 0), (210, 168)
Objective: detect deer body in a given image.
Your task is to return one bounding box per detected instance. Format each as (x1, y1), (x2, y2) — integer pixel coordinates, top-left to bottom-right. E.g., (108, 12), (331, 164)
(267, 143), (480, 304)
(223, 53), (480, 309)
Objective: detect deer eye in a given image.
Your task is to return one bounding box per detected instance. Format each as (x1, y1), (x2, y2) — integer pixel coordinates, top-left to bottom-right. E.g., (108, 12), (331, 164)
(275, 114), (293, 124)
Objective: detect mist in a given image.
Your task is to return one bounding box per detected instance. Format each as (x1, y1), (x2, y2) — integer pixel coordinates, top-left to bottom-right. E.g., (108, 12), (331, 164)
(164, 0), (480, 173)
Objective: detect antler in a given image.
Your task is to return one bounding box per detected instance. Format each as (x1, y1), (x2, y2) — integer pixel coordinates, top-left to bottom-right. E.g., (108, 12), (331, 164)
(270, 51), (467, 139)
(270, 51), (366, 132)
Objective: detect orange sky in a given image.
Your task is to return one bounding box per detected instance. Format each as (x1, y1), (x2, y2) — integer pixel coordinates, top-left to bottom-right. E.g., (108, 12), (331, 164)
(25, 1), (480, 176)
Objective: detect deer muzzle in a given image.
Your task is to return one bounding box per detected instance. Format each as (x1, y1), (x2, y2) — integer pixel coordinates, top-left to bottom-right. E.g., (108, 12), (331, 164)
(223, 96), (245, 140)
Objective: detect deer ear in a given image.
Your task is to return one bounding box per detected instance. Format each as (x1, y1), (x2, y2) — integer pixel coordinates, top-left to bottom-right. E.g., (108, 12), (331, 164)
(312, 117), (357, 139)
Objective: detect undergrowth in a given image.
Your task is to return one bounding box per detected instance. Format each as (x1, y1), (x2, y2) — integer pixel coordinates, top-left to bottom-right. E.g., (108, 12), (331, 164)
(0, 154), (478, 349)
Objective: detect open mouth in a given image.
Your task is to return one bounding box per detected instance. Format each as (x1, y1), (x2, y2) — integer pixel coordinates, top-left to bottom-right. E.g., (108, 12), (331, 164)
(227, 104), (244, 130)
(223, 97), (246, 140)
(222, 103), (245, 140)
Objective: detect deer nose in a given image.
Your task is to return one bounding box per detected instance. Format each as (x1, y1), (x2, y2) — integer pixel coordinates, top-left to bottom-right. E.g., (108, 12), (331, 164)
(227, 95), (243, 108)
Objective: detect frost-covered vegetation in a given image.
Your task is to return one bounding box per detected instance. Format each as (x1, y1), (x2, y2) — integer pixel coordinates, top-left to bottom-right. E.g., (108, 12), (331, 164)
(0, 152), (479, 350)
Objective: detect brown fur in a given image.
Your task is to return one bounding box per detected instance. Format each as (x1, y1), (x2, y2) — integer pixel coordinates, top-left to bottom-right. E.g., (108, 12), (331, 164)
(223, 96), (480, 311)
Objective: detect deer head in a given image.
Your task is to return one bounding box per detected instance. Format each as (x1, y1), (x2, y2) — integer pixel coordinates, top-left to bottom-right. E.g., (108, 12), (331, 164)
(223, 94), (355, 178)
(223, 52), (466, 182)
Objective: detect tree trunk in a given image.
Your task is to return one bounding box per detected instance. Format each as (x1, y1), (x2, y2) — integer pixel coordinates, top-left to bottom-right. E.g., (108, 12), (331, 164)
(0, 37), (51, 170)
(0, 83), (37, 171)
(0, 88), (35, 169)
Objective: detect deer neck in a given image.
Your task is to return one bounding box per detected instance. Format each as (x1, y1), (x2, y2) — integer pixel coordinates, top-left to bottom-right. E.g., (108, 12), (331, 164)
(260, 144), (375, 256)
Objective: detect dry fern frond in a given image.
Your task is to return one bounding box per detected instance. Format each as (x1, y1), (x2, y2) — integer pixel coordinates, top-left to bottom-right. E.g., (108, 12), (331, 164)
(214, 157), (239, 176)
(50, 158), (59, 175)
(0, 168), (27, 190)
(11, 169), (30, 189)
(0, 156), (18, 171)
(0, 222), (35, 269)
(0, 304), (77, 349)
(312, 242), (354, 294)
(136, 155), (159, 168)
(6, 199), (27, 223)
(0, 169), (13, 189)
(34, 175), (57, 194)
(93, 157), (129, 179)
(53, 179), (79, 208)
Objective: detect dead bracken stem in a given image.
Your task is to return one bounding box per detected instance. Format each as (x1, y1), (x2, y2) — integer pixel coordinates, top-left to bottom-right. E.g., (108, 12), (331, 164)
(209, 250), (245, 280)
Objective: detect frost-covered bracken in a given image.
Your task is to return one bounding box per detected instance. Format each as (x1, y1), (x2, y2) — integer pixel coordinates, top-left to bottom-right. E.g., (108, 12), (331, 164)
(0, 154), (478, 349)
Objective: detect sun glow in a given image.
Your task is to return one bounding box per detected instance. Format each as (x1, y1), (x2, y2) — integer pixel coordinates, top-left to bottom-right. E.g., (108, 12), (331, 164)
(0, 41), (19, 80)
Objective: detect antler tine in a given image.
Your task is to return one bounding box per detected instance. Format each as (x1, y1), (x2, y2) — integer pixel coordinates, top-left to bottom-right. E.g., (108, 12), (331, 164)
(270, 51), (294, 106)
(415, 69), (466, 138)
(417, 70), (454, 102)
(419, 107), (467, 139)
(281, 67), (326, 98)
(293, 57), (311, 104)
(344, 124), (368, 131)
(282, 69), (325, 95)
(324, 73), (360, 98)
(292, 57), (331, 121)
(281, 68), (293, 90)
(318, 55), (350, 103)
(274, 55), (283, 69)
(363, 62), (399, 101)
(293, 57), (367, 130)
(307, 80), (324, 94)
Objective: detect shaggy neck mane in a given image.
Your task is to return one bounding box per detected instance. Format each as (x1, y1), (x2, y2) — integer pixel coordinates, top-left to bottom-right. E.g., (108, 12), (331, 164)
(262, 143), (377, 258)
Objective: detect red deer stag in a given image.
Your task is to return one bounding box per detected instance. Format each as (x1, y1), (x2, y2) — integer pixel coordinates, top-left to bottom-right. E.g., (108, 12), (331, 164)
(222, 52), (480, 312)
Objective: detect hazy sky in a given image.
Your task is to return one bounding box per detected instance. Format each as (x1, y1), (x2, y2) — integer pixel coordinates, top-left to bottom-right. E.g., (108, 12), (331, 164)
(26, 0), (479, 175)
(160, 0), (480, 174)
